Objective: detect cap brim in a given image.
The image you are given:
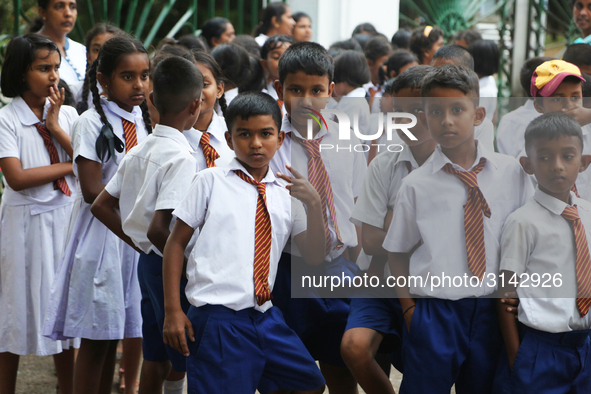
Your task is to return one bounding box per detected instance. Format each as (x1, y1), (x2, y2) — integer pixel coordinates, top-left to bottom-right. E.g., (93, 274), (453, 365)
(537, 72), (585, 97)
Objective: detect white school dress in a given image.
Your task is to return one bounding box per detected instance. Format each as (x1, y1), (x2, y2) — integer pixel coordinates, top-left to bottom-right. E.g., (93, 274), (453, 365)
(0, 96), (78, 356)
(60, 37), (87, 103)
(43, 98), (146, 341)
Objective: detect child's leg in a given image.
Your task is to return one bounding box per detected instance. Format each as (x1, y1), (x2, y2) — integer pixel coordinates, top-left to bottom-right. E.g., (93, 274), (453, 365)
(138, 360), (171, 394)
(122, 337), (142, 394)
(97, 340), (118, 394)
(73, 339), (118, 394)
(163, 370), (186, 394)
(318, 362), (358, 394)
(0, 352), (19, 394)
(341, 327), (395, 394)
(54, 348), (75, 394)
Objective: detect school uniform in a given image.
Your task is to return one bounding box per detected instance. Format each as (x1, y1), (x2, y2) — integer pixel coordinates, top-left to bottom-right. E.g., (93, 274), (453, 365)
(255, 33), (269, 46)
(346, 143), (429, 367)
(183, 111), (235, 169)
(225, 87), (239, 105)
(270, 113), (367, 366)
(43, 98), (147, 341)
(494, 188), (591, 394)
(475, 116), (495, 152)
(173, 158), (325, 394)
(363, 81), (383, 114)
(479, 75), (498, 121)
(383, 142), (533, 393)
(262, 81), (286, 116)
(336, 87), (372, 139)
(104, 124), (197, 372)
(60, 37), (87, 103)
(570, 124), (591, 201)
(497, 99), (540, 158)
(0, 96), (78, 355)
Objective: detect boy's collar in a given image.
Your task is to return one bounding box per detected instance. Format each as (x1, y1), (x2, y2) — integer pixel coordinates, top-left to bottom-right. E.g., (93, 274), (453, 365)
(431, 141), (498, 174)
(225, 157), (277, 184)
(533, 186), (582, 215)
(286, 114), (330, 140)
(152, 124), (194, 153)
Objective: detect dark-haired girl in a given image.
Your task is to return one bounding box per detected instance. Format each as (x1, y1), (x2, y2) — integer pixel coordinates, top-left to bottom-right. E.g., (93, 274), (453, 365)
(43, 35), (150, 394)
(409, 25), (444, 65)
(0, 33), (78, 394)
(201, 17), (236, 50)
(253, 1), (295, 46)
(292, 12), (313, 42)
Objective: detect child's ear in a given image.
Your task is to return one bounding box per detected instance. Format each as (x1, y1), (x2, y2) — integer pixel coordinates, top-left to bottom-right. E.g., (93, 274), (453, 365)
(96, 72), (108, 92)
(190, 96), (201, 116)
(533, 98), (544, 114)
(274, 80), (283, 101)
(580, 154), (591, 173)
(224, 131), (234, 150)
(276, 130), (285, 149)
(271, 16), (279, 29)
(473, 105), (486, 127)
(261, 58), (268, 73)
(519, 155), (534, 175)
(216, 81), (225, 100)
(327, 81), (335, 99)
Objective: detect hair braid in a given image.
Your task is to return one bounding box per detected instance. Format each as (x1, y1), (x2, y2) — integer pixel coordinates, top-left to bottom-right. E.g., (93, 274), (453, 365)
(140, 100), (152, 134)
(218, 93), (227, 117)
(76, 61), (92, 114)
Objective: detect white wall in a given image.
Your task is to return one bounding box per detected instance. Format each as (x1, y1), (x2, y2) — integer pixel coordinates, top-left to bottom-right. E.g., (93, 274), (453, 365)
(287, 0), (400, 48)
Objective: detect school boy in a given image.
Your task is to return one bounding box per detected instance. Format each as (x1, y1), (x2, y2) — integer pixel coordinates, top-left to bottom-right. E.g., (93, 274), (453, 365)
(91, 56), (203, 394)
(341, 65), (436, 394)
(161, 92), (326, 394)
(495, 113), (591, 393)
(270, 41), (367, 394)
(384, 65), (533, 393)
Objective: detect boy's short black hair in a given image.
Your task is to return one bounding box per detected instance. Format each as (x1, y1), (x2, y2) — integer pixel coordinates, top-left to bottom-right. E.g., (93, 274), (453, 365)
(334, 50), (370, 87)
(391, 29), (412, 50)
(432, 45), (474, 70)
(389, 65), (432, 94)
(563, 44), (591, 69)
(468, 40), (500, 77)
(278, 41), (333, 84)
(225, 91), (282, 133)
(261, 34), (295, 60)
(520, 56), (555, 97)
(524, 112), (584, 154)
(1, 34), (60, 98)
(421, 64), (480, 100)
(328, 38), (363, 58)
(152, 56), (204, 115)
(364, 36), (392, 62)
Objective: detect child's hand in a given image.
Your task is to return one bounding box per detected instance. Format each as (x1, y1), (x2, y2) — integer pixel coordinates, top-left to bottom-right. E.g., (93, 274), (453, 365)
(277, 165), (321, 208)
(561, 106), (591, 127)
(163, 309), (195, 357)
(500, 291), (519, 319)
(46, 86), (65, 135)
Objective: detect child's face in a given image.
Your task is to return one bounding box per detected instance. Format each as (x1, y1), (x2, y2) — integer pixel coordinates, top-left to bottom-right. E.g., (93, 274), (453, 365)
(24, 49), (60, 100)
(421, 87), (485, 150)
(422, 36), (445, 65)
(274, 8), (296, 36)
(98, 52), (149, 113)
(293, 17), (312, 42)
(534, 81), (583, 113)
(521, 136), (589, 202)
(40, 0), (77, 36)
(262, 42), (292, 82)
(574, 0), (591, 34)
(87, 32), (115, 65)
(196, 63), (223, 118)
(392, 87), (432, 146)
(276, 70), (333, 128)
(225, 115), (285, 172)
(368, 53), (390, 82)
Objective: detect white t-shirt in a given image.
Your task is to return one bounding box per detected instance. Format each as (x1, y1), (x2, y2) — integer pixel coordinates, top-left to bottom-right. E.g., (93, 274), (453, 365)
(500, 187), (591, 332)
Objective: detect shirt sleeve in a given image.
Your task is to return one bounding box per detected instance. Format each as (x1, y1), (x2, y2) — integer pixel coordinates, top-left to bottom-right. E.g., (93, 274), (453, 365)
(0, 109), (20, 160)
(72, 112), (102, 163)
(350, 158), (388, 228)
(382, 179), (421, 253)
(499, 212), (532, 275)
(291, 197), (307, 236)
(155, 154), (197, 211)
(173, 171), (211, 229)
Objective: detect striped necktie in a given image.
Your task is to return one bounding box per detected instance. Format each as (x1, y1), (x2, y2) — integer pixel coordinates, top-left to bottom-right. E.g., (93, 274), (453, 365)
(443, 158), (490, 280)
(199, 132), (219, 168)
(34, 123), (71, 196)
(368, 87), (378, 111)
(298, 137), (344, 256)
(234, 170), (272, 305)
(561, 205), (591, 316)
(572, 184), (581, 198)
(121, 119), (137, 152)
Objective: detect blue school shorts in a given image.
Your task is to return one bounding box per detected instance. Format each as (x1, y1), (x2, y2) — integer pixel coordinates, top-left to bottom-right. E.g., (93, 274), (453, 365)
(493, 323), (591, 394)
(137, 251), (190, 372)
(185, 304), (325, 394)
(399, 297), (502, 394)
(272, 252), (351, 367)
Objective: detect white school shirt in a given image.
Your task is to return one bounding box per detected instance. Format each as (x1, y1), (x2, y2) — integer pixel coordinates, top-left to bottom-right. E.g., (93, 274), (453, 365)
(336, 87), (372, 140)
(72, 97), (148, 183)
(350, 142), (422, 228)
(183, 111), (235, 170)
(479, 76), (498, 120)
(363, 81), (383, 114)
(255, 33), (269, 46)
(497, 100), (540, 158)
(173, 158), (307, 312)
(225, 87), (239, 105)
(270, 114), (367, 261)
(500, 188), (591, 332)
(474, 117), (495, 152)
(60, 38), (87, 103)
(383, 143), (533, 299)
(105, 124), (197, 255)
(0, 96), (78, 214)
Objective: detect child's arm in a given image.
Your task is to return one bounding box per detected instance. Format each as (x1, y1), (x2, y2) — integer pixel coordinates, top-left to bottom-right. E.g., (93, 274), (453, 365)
(0, 157), (72, 191)
(147, 209), (173, 255)
(76, 157), (105, 204)
(497, 270), (520, 368)
(388, 252), (415, 331)
(91, 189), (140, 252)
(162, 219), (196, 356)
(278, 165), (326, 266)
(46, 86), (73, 158)
(562, 106), (591, 127)
(361, 208), (394, 256)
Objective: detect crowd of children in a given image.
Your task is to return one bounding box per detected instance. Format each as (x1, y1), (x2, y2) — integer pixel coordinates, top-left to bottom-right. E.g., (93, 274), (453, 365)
(4, 1), (591, 393)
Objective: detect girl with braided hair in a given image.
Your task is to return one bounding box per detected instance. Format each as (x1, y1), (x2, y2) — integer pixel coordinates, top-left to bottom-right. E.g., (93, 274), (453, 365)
(43, 35), (150, 394)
